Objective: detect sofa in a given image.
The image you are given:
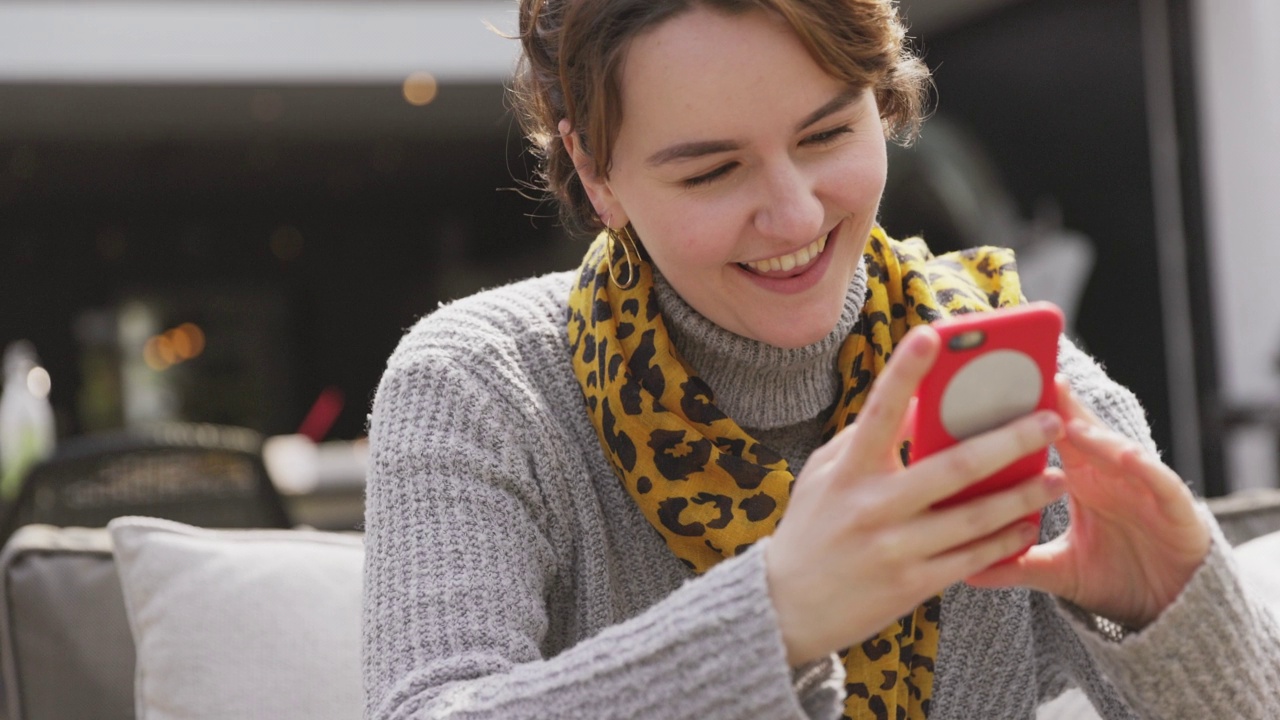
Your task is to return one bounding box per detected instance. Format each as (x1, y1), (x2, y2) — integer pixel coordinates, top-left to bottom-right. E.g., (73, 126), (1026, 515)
(0, 517), (364, 720)
(1, 493), (1278, 720)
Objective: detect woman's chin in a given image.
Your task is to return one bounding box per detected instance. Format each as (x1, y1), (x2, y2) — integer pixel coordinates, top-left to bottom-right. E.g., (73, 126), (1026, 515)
(740, 313), (843, 349)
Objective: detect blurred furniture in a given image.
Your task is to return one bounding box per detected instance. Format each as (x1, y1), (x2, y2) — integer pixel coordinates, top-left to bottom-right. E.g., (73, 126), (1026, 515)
(0, 518), (361, 720)
(264, 434), (367, 531)
(1205, 488), (1280, 546)
(0, 496), (1277, 720)
(0, 526), (132, 720)
(281, 485), (365, 532)
(0, 423), (290, 546)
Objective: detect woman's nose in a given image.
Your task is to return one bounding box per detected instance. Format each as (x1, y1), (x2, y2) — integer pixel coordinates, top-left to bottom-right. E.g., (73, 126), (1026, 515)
(753, 162), (824, 243)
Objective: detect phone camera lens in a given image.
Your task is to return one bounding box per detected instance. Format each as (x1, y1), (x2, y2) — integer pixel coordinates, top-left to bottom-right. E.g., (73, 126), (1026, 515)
(949, 330), (986, 351)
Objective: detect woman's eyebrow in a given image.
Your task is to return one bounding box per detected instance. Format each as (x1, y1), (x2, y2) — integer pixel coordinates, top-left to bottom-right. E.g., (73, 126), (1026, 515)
(645, 88), (862, 168)
(646, 139), (740, 167)
(794, 87), (862, 132)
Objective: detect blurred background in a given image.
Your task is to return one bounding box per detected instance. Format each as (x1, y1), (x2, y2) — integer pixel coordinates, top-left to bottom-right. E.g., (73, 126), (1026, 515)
(0, 0), (1276, 523)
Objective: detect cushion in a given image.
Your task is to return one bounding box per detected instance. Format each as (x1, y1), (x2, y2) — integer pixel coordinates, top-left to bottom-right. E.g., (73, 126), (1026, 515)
(107, 517), (364, 720)
(0, 525), (135, 720)
(1235, 528), (1280, 616)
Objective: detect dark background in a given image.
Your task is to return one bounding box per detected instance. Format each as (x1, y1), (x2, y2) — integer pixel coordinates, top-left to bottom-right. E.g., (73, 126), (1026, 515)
(0, 0), (1175, 458)
(895, 0), (1171, 450)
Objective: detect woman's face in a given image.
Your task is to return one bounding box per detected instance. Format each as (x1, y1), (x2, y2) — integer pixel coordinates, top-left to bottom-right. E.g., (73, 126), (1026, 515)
(567, 6), (888, 348)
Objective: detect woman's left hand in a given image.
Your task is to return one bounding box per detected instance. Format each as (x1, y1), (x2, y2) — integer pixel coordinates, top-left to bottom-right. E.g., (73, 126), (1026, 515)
(966, 375), (1212, 630)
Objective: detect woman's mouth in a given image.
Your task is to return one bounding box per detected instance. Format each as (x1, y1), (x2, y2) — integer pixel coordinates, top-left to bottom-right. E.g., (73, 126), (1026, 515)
(732, 221), (842, 295)
(738, 234), (827, 277)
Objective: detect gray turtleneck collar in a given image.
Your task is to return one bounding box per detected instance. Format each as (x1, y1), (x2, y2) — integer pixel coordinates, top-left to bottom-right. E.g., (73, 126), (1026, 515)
(652, 260), (870, 430)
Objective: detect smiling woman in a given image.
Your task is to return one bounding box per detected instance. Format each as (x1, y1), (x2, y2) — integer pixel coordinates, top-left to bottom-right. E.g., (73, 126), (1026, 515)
(361, 1), (1280, 719)
(561, 10), (887, 348)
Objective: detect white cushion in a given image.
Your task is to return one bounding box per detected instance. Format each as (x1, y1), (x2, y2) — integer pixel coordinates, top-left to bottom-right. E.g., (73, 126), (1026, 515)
(108, 517), (364, 720)
(1235, 528), (1280, 616)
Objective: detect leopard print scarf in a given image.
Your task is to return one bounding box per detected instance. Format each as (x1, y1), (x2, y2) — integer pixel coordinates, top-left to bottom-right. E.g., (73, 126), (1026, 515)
(568, 226), (1022, 720)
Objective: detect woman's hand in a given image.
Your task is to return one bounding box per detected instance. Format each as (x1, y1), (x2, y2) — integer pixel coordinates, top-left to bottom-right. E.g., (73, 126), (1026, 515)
(966, 376), (1212, 630)
(765, 326), (1067, 666)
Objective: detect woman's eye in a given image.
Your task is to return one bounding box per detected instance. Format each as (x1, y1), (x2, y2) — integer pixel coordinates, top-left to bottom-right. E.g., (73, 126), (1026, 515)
(682, 162), (738, 188)
(802, 125), (854, 146)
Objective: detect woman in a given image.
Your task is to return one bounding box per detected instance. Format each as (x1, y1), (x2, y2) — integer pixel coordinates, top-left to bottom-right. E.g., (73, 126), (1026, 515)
(362, 1), (1280, 718)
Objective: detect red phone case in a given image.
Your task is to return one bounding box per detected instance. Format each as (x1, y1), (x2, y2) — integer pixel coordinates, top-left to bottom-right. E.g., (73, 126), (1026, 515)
(911, 302), (1064, 552)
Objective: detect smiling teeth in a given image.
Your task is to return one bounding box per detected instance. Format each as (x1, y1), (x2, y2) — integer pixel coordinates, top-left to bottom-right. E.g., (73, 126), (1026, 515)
(743, 235), (827, 273)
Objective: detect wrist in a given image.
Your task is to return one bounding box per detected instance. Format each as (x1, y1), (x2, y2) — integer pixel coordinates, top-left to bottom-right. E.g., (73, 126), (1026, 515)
(1061, 600), (1137, 643)
(763, 538), (826, 666)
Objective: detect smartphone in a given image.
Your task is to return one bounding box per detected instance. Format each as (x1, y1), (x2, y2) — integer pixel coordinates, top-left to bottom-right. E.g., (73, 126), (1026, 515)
(910, 302), (1064, 551)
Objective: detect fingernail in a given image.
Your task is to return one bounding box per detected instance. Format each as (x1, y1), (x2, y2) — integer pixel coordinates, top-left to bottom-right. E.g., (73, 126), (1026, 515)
(1045, 473), (1066, 496)
(1039, 412), (1062, 438)
(909, 327), (935, 356)
(1068, 419), (1094, 437)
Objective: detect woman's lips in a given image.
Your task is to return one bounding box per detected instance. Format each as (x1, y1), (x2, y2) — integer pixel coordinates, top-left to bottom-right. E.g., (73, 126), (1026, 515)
(734, 220), (842, 295)
(739, 234), (827, 277)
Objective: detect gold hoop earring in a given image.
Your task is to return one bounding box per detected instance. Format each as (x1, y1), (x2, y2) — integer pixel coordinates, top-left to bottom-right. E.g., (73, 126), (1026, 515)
(606, 225), (640, 289)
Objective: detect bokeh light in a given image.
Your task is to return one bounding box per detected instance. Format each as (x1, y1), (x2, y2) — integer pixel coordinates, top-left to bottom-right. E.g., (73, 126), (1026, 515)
(26, 367), (51, 398)
(143, 322), (207, 371)
(176, 323), (206, 357)
(402, 72), (439, 107)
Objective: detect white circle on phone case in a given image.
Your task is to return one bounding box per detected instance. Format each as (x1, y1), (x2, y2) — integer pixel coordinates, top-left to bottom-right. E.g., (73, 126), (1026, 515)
(940, 349), (1043, 440)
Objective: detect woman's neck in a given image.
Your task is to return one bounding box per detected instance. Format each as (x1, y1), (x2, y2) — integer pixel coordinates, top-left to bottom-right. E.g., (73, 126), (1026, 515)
(652, 261), (869, 430)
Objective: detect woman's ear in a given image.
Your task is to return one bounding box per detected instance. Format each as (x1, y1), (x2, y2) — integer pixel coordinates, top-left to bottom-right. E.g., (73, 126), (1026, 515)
(559, 119), (628, 227)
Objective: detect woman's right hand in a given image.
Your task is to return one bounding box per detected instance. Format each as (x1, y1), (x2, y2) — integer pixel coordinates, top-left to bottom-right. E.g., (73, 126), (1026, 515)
(764, 325), (1066, 665)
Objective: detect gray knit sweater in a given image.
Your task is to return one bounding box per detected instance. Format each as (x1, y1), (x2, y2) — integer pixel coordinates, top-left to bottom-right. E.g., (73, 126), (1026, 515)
(363, 267), (1280, 719)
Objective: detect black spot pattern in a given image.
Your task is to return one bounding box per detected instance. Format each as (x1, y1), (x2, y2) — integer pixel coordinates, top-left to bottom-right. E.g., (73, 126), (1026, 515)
(880, 670), (898, 691)
(915, 305), (941, 323)
(842, 353), (873, 406)
(714, 454), (771, 490)
(691, 492), (734, 529)
(600, 400), (636, 472)
(680, 377), (727, 424)
(717, 437), (747, 456)
(592, 298), (612, 323)
(868, 695), (890, 720)
(863, 637), (894, 661)
(625, 330), (666, 410)
(656, 498), (704, 537)
(608, 353), (624, 383)
(647, 429), (712, 481)
(750, 443), (783, 466)
(738, 493), (777, 522)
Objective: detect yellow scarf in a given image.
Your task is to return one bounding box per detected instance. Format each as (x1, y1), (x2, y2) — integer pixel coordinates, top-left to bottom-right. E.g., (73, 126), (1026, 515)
(568, 227), (1022, 719)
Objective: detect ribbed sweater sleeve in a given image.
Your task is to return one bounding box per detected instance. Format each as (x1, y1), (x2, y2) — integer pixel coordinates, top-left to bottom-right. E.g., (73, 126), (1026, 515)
(1062, 512), (1280, 719)
(1035, 337), (1280, 718)
(362, 352), (844, 720)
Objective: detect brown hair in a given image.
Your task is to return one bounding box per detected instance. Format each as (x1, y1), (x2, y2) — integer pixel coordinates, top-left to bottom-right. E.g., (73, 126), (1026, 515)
(513, 0), (931, 236)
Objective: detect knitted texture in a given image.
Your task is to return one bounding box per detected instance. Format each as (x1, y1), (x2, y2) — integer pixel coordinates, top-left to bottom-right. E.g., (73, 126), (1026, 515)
(363, 270), (1280, 719)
